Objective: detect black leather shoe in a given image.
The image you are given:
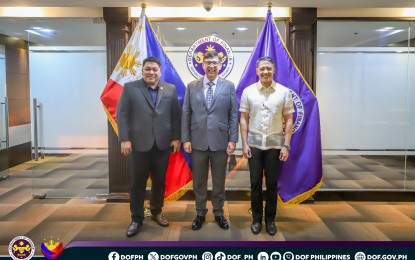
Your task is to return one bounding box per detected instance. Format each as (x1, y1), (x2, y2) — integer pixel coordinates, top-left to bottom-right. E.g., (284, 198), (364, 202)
(151, 214), (169, 227)
(266, 222), (277, 236)
(192, 215), (205, 230)
(126, 221), (142, 237)
(215, 215), (229, 230)
(250, 221), (262, 234)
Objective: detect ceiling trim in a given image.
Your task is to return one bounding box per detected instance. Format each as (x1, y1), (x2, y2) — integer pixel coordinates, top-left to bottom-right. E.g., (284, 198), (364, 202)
(131, 7), (291, 19)
(318, 8), (415, 18)
(0, 7), (102, 17)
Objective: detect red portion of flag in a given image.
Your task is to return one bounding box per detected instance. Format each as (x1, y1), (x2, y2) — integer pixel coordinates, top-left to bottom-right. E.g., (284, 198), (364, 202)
(165, 152), (192, 199)
(100, 79), (123, 124)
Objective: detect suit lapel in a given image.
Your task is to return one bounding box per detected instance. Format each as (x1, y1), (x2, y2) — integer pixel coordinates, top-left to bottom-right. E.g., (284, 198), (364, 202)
(155, 83), (165, 108)
(196, 79), (207, 108)
(210, 77), (223, 108)
(137, 80), (154, 108)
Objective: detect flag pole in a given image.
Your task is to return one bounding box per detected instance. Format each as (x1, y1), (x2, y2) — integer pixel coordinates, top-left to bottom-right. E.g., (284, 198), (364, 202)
(141, 2), (146, 17)
(267, 1), (272, 10)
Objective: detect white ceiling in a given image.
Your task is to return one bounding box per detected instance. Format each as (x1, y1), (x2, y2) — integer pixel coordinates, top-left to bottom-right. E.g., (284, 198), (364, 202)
(0, 1), (414, 47)
(1, 0), (415, 8)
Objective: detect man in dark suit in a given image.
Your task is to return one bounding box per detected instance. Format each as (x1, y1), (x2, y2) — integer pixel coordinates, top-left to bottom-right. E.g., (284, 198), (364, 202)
(182, 51), (238, 231)
(117, 56), (181, 237)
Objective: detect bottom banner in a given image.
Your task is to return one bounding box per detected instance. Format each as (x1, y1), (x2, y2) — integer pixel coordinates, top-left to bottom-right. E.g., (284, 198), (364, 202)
(41, 241), (415, 260)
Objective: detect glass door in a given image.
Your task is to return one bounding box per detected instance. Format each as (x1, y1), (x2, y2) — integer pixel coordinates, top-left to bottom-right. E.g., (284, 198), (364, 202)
(406, 21), (415, 190)
(27, 18), (109, 198)
(0, 43), (9, 180)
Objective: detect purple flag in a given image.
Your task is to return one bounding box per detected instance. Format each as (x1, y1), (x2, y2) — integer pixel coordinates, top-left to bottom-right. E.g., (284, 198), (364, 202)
(236, 10), (322, 205)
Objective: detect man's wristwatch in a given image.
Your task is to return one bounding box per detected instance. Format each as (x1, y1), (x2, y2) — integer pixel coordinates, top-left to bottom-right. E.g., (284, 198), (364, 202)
(282, 144), (291, 150)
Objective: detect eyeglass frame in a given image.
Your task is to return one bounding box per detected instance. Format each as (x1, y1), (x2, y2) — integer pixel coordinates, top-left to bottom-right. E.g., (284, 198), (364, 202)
(203, 60), (221, 66)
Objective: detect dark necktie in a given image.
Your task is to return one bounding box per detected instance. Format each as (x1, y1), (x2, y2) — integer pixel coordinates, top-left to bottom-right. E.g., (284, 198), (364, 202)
(206, 82), (214, 109)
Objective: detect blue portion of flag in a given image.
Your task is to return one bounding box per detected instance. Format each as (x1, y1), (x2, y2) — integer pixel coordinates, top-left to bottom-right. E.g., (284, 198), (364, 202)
(145, 18), (186, 109)
(235, 10), (322, 205)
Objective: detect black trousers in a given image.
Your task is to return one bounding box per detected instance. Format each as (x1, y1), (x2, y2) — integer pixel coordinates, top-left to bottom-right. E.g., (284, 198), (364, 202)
(129, 142), (170, 222)
(248, 147), (281, 223)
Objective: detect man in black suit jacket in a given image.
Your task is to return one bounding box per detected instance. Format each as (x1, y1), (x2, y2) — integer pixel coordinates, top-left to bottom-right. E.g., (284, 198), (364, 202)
(117, 56), (181, 237)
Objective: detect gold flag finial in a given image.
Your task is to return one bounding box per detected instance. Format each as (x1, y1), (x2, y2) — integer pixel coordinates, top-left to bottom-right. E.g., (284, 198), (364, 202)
(141, 2), (147, 10)
(267, 2), (273, 10)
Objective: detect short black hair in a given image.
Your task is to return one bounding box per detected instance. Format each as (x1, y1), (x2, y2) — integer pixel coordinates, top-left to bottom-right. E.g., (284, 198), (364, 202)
(256, 56), (275, 68)
(203, 51), (220, 61)
(143, 56), (161, 68)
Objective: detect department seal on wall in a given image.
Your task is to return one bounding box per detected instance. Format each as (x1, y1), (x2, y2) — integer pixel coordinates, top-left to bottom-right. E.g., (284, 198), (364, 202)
(186, 35), (234, 78)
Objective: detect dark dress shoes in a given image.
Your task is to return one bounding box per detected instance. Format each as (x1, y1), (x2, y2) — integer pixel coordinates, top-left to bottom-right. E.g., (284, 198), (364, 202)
(266, 222), (277, 236)
(192, 215), (205, 230)
(151, 214), (169, 227)
(250, 221), (262, 234)
(215, 215), (230, 230)
(126, 221), (142, 237)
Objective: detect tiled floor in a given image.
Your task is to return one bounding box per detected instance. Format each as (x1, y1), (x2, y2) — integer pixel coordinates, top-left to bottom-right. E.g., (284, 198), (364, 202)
(1, 197), (415, 255)
(5, 153), (415, 199)
(0, 154), (415, 256)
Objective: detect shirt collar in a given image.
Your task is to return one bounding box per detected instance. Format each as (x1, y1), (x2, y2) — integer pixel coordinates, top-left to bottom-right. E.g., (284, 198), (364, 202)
(203, 76), (219, 86)
(147, 84), (159, 91)
(143, 79), (160, 90)
(256, 80), (276, 92)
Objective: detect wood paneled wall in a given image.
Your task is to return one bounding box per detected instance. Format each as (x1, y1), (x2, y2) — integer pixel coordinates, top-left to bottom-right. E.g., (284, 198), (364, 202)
(0, 34), (31, 169)
(103, 8), (132, 199)
(288, 8), (317, 91)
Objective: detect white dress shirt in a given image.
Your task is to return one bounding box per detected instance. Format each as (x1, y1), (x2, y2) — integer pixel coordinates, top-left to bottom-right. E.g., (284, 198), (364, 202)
(239, 80), (295, 150)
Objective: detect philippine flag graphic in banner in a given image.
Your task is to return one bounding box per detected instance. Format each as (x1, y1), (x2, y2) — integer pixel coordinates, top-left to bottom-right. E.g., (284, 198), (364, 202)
(236, 9), (323, 205)
(100, 8), (192, 200)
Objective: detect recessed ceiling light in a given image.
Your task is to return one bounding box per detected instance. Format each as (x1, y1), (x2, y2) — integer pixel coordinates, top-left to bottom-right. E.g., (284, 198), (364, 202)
(176, 27), (186, 31)
(25, 29), (43, 36)
(40, 28), (54, 33)
(376, 27), (395, 32)
(236, 27), (248, 31)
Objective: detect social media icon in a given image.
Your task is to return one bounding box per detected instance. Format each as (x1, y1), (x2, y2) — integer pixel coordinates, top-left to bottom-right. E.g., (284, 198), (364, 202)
(215, 252), (226, 260)
(258, 252), (269, 260)
(283, 252), (294, 260)
(354, 252), (366, 260)
(203, 252), (214, 260)
(148, 252), (159, 260)
(270, 252), (282, 260)
(108, 252), (120, 260)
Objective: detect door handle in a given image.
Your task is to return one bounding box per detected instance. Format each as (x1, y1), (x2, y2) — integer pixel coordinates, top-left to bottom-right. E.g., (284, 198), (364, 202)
(0, 97), (8, 149)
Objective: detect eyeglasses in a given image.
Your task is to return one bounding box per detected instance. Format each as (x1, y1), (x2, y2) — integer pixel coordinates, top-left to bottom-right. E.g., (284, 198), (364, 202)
(203, 61), (220, 66)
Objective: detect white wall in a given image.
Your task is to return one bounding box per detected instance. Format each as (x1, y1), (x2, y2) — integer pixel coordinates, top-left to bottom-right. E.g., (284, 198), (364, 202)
(29, 47), (108, 150)
(316, 47), (415, 152)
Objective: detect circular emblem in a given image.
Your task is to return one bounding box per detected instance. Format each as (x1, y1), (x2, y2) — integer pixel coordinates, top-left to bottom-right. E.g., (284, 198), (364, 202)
(186, 35), (234, 79)
(8, 236), (35, 260)
(290, 90), (304, 133)
(108, 251), (120, 260)
(41, 238), (64, 259)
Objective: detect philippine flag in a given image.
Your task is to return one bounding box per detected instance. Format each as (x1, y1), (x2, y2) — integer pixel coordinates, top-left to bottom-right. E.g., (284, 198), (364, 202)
(100, 8), (192, 200)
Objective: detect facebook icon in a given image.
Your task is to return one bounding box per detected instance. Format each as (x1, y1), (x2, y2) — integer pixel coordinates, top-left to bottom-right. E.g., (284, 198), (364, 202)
(108, 251), (120, 260)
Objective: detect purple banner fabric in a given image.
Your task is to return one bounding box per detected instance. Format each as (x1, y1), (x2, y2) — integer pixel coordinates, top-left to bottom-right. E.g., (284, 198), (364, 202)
(235, 10), (322, 205)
